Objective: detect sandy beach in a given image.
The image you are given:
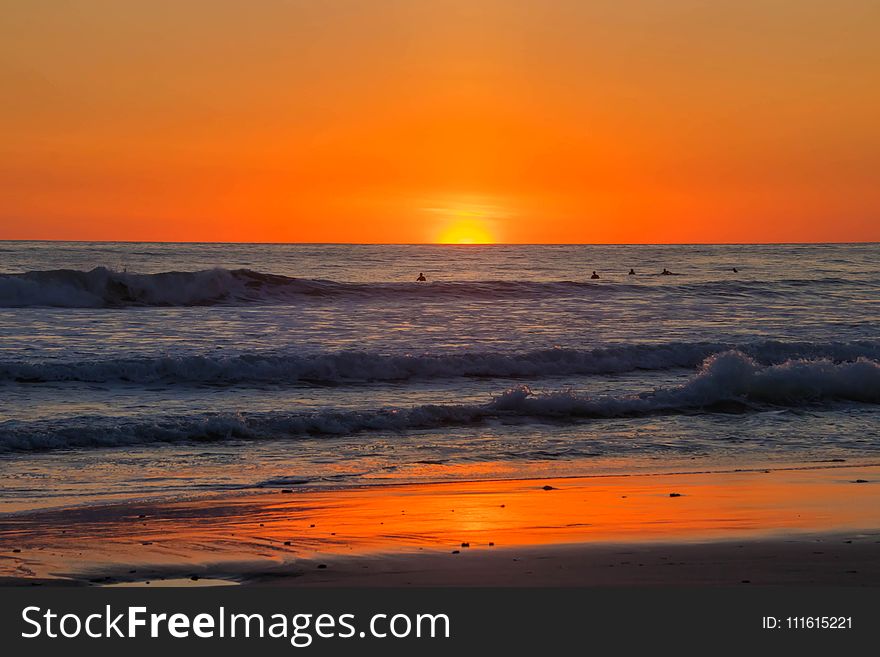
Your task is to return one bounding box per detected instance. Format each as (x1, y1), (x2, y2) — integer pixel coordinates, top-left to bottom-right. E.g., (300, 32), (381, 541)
(2, 462), (878, 587)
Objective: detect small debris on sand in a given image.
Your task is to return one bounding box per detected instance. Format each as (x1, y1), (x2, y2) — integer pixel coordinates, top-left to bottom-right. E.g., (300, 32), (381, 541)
(542, 485), (557, 491)
(284, 541), (291, 546)
(853, 479), (868, 484)
(281, 489), (293, 494)
(190, 575), (199, 581)
(669, 493), (682, 497)
(12, 549), (21, 553)
(741, 580), (751, 584)
(141, 541), (153, 546)
(451, 550), (460, 554)
(317, 564), (327, 569)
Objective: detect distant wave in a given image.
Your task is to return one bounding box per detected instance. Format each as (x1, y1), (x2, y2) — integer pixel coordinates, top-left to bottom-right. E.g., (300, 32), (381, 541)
(0, 267), (876, 307)
(3, 352), (878, 451)
(3, 340), (880, 385)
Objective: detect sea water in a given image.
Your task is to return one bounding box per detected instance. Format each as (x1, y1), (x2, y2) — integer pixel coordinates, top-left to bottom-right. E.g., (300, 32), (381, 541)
(1, 242), (878, 511)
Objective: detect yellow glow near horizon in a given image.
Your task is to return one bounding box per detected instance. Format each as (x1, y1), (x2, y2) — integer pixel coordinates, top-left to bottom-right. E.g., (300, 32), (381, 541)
(436, 218), (496, 244)
(427, 198), (506, 244)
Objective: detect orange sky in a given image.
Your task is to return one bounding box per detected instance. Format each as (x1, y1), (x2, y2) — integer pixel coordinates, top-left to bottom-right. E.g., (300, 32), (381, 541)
(1, 1), (878, 243)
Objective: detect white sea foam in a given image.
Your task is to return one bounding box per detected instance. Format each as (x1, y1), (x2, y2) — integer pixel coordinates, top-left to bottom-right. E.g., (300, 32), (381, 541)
(3, 341), (878, 385)
(2, 352), (877, 452)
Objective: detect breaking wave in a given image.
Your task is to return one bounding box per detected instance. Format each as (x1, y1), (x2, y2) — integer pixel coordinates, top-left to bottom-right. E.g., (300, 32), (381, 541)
(3, 352), (878, 451)
(1, 267), (876, 307)
(3, 340), (880, 385)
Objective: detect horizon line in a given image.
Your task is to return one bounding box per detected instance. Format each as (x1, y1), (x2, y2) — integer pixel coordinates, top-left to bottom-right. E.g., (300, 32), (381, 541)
(1, 239), (878, 247)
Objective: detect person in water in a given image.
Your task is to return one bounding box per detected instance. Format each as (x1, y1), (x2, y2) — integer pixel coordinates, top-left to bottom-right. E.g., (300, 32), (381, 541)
(416, 272), (426, 281)
(628, 268), (635, 275)
(732, 267), (738, 273)
(661, 268), (672, 275)
(590, 271), (600, 279)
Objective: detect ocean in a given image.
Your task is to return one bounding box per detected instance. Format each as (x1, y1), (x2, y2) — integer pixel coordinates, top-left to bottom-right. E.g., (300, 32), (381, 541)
(1, 241), (878, 512)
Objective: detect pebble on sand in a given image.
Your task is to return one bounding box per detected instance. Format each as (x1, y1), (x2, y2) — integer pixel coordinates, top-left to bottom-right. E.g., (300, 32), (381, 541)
(853, 479), (868, 483)
(452, 550), (460, 554)
(542, 485), (557, 491)
(317, 564), (327, 569)
(669, 493), (682, 497)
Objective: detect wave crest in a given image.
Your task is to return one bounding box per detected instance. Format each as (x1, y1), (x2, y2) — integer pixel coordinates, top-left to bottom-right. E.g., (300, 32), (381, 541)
(4, 341), (879, 385)
(1, 267), (875, 307)
(2, 352), (877, 451)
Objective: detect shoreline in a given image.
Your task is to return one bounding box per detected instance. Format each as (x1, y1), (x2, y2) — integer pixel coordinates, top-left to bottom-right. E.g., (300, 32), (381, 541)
(2, 463), (878, 587)
(3, 457), (874, 516)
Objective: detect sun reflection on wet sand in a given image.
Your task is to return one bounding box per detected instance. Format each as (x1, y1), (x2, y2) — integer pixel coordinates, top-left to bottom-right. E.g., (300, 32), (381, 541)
(1, 464), (878, 583)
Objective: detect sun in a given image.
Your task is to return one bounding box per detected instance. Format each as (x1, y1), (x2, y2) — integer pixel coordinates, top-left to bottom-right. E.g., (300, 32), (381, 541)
(426, 199), (505, 244)
(437, 218), (496, 244)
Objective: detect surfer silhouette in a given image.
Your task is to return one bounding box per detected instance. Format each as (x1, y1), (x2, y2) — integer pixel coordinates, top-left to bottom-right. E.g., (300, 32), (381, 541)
(590, 271), (600, 279)
(416, 272), (427, 282)
(628, 268), (635, 275)
(732, 267), (738, 273)
(661, 268), (672, 275)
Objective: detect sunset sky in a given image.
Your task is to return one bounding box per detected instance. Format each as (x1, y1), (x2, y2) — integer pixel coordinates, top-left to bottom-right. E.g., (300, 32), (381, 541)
(1, 0), (878, 243)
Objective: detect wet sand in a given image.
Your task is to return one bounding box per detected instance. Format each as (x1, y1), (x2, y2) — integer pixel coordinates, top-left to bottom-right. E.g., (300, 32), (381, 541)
(1, 463), (878, 586)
